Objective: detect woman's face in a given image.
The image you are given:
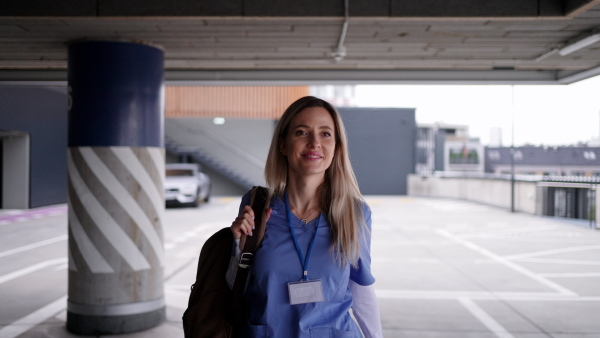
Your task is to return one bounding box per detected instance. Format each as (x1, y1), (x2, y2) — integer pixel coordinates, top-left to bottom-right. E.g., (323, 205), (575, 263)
(280, 106), (336, 180)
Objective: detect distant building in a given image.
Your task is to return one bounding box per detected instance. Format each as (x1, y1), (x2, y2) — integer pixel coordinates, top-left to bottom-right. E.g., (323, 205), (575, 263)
(416, 122), (483, 175)
(485, 146), (600, 176)
(444, 139), (484, 172)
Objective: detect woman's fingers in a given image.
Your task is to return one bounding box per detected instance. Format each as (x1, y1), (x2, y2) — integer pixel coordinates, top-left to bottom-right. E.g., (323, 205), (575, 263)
(231, 206), (273, 240)
(244, 205), (255, 227)
(231, 217), (252, 238)
(230, 205), (255, 239)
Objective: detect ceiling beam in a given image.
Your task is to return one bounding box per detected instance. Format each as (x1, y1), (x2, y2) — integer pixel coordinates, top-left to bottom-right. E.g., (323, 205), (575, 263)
(0, 68), (568, 85)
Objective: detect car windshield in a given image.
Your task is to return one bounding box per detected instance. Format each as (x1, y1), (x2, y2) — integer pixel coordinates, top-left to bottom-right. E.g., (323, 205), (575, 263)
(166, 169), (194, 177)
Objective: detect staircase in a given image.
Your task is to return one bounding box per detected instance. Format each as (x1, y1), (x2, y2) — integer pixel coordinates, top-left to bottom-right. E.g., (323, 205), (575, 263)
(164, 118), (271, 190)
(164, 136), (255, 190)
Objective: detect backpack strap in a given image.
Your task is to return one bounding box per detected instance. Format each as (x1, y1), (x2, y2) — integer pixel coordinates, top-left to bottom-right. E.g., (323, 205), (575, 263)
(231, 186), (270, 329)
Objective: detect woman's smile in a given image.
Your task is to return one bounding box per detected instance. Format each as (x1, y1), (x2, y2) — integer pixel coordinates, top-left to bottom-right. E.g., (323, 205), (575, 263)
(302, 152), (324, 160)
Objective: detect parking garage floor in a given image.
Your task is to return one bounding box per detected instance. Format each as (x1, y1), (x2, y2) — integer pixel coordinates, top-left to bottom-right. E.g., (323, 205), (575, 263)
(1, 196), (599, 337)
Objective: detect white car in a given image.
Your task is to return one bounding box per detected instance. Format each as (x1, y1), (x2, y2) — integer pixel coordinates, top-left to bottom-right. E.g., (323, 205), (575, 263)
(164, 163), (211, 207)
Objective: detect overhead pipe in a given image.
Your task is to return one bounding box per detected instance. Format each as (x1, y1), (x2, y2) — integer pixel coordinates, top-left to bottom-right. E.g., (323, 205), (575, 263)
(331, 0), (349, 62)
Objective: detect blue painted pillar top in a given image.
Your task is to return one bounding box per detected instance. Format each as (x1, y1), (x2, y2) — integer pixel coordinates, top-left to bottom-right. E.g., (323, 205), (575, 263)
(68, 41), (164, 147)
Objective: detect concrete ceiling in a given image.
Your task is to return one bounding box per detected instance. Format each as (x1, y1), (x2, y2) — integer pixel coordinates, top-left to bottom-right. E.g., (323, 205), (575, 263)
(2, 0), (600, 84)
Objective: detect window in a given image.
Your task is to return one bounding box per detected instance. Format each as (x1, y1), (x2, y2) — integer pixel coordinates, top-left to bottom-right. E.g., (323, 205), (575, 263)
(166, 169), (194, 177)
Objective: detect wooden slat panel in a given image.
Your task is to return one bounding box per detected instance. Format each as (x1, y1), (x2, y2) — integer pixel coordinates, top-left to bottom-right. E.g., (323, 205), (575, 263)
(165, 86), (310, 118)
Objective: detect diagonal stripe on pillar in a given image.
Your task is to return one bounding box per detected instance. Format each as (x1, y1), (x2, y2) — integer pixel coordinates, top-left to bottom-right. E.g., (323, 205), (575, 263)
(67, 150), (152, 271)
(68, 205), (114, 273)
(110, 147), (165, 232)
(78, 147), (164, 266)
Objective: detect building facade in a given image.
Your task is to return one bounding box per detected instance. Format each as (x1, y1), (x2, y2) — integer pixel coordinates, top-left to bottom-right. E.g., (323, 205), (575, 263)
(485, 146), (600, 176)
(415, 122), (481, 175)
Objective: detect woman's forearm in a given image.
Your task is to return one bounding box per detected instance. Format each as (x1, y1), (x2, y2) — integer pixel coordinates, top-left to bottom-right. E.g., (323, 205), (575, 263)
(349, 280), (383, 338)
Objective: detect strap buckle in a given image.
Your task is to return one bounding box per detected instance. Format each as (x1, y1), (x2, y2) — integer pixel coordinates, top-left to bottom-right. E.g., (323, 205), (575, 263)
(238, 252), (254, 269)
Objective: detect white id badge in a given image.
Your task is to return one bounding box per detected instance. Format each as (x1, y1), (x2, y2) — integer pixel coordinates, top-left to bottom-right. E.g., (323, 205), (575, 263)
(288, 279), (324, 305)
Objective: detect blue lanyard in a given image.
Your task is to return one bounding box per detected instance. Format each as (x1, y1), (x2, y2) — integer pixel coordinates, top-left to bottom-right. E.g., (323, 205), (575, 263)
(284, 192), (320, 281)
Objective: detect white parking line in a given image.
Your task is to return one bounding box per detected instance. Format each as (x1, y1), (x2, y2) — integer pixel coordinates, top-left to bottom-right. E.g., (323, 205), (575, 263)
(0, 236), (67, 258)
(436, 230), (578, 296)
(512, 258), (600, 266)
(460, 225), (556, 239)
(458, 298), (515, 338)
(53, 264), (69, 272)
(0, 296), (67, 338)
(504, 245), (600, 260)
(540, 272), (600, 278)
(0, 258), (67, 285)
(374, 289), (588, 301)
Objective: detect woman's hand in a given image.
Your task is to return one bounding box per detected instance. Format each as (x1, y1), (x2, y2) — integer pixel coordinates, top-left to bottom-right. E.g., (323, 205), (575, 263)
(230, 205), (272, 240)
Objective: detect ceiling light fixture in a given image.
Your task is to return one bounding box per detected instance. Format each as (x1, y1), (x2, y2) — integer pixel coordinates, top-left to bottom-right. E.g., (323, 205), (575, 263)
(558, 33), (600, 56)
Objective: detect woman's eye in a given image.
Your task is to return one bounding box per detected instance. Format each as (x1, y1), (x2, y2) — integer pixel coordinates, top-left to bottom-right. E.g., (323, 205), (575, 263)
(322, 132), (331, 137)
(295, 130), (307, 136)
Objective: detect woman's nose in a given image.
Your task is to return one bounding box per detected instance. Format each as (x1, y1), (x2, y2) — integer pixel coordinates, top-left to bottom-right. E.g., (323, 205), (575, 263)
(307, 134), (320, 148)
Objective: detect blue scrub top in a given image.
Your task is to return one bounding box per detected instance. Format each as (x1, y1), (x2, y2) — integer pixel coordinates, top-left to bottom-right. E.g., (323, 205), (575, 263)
(237, 192), (375, 337)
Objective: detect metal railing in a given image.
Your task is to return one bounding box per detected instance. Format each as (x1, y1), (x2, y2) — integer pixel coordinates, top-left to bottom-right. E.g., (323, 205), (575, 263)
(428, 171), (600, 184)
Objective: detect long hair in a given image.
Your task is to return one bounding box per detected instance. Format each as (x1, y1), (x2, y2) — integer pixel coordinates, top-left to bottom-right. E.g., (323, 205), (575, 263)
(264, 96), (365, 267)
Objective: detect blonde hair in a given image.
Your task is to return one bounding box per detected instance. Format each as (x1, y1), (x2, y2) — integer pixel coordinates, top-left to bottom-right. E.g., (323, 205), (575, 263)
(265, 96), (365, 267)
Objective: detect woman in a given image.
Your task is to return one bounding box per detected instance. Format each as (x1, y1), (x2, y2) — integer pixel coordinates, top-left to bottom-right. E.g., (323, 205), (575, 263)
(227, 96), (382, 337)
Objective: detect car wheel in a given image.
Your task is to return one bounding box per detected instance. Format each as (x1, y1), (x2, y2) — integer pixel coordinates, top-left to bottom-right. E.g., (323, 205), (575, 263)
(203, 189), (210, 203)
(190, 189), (200, 207)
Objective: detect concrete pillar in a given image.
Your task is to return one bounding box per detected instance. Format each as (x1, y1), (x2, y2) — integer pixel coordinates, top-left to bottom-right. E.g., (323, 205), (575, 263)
(66, 41), (165, 335)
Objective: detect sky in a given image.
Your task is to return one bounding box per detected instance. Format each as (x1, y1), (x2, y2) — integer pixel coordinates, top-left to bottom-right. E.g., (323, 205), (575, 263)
(353, 74), (600, 147)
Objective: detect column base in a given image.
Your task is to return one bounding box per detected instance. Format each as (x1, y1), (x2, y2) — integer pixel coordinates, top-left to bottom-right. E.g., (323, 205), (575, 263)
(66, 307), (165, 335)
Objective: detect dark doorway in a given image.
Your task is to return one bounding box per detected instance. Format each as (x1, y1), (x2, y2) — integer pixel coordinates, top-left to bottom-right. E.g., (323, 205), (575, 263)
(547, 186), (593, 220)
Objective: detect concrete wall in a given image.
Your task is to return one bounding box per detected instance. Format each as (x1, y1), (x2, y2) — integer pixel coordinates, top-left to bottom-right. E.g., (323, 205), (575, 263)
(408, 174), (539, 214)
(340, 107), (416, 195)
(0, 86), (68, 208)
